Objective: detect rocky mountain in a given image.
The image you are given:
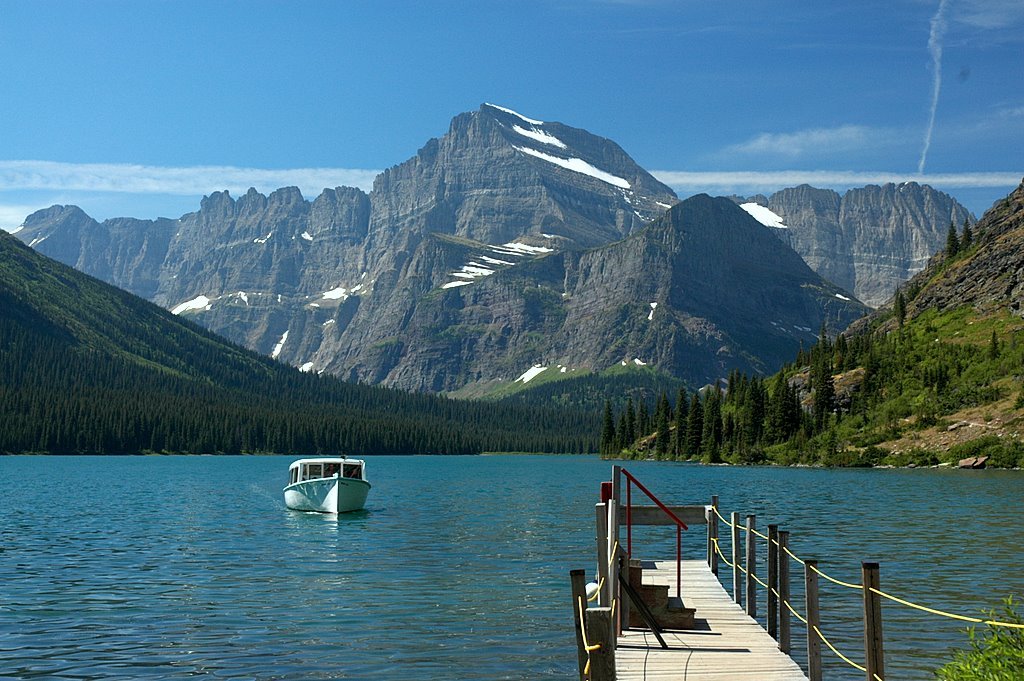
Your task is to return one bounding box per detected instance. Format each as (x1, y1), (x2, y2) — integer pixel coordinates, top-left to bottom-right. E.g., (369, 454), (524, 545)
(898, 178), (1024, 319)
(17, 104), (866, 392)
(0, 230), (597, 454)
(733, 183), (972, 307)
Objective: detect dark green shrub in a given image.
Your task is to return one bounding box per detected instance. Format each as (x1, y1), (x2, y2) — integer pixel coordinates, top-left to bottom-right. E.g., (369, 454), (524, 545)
(936, 597), (1024, 680)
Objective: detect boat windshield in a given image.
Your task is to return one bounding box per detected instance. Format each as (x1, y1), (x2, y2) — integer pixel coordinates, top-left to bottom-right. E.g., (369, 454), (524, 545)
(343, 464), (361, 479)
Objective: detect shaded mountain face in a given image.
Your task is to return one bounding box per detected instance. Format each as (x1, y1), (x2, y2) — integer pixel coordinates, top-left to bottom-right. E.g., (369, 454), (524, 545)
(16, 104), (866, 391)
(733, 183), (973, 308)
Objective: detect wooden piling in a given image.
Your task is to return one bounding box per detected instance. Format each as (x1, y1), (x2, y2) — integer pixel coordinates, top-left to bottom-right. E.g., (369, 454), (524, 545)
(709, 495), (719, 575)
(607, 498), (619, 638)
(767, 524), (778, 640)
(731, 511), (742, 606)
(570, 569), (589, 681)
(805, 559), (822, 681)
(863, 562), (885, 681)
(778, 530), (791, 654)
(596, 503), (610, 607)
(745, 514), (757, 618)
(585, 606), (616, 681)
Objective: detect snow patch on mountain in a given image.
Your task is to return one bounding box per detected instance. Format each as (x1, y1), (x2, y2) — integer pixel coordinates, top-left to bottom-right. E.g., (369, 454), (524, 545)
(516, 365), (547, 384)
(271, 330), (288, 359)
(513, 146), (631, 190)
(740, 203), (788, 229)
(484, 102), (543, 125)
(512, 124), (567, 149)
(171, 295), (213, 315)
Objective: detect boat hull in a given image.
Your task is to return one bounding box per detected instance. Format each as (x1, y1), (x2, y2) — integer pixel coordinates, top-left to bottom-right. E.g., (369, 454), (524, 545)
(284, 477), (370, 513)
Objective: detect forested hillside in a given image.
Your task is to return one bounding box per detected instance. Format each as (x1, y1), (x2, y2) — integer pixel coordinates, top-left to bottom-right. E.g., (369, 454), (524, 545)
(0, 232), (597, 455)
(603, 181), (1024, 468)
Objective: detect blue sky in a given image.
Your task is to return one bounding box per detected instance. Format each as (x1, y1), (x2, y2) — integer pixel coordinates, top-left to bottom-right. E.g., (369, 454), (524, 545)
(1, 0), (1022, 230)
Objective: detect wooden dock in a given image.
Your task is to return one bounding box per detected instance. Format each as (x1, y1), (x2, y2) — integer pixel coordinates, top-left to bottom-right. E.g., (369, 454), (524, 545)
(614, 559), (807, 680)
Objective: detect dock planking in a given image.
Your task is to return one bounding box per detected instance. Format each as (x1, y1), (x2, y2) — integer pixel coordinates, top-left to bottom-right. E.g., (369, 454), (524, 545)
(615, 559), (808, 680)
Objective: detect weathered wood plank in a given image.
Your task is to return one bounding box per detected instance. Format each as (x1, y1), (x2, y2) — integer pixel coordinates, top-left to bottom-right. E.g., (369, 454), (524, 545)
(617, 505), (710, 526)
(615, 560), (807, 681)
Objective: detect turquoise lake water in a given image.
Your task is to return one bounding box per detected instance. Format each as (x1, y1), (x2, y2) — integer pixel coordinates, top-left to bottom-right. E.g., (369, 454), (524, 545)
(1, 455), (1021, 680)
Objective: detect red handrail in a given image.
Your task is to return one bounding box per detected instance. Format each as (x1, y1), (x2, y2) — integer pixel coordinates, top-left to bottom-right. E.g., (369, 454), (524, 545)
(620, 467), (689, 600)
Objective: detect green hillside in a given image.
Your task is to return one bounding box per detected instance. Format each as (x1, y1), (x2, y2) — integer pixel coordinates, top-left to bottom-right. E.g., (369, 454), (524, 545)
(0, 233), (597, 455)
(604, 182), (1024, 468)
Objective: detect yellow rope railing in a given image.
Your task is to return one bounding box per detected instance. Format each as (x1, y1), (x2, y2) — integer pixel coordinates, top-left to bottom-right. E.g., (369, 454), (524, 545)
(808, 563), (862, 590)
(712, 501), (1024, 635)
(813, 624), (867, 674)
(869, 587), (1024, 630)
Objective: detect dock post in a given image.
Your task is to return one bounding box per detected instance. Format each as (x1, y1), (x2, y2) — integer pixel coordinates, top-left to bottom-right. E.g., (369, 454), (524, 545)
(731, 511), (742, 606)
(778, 530), (791, 654)
(596, 503), (610, 607)
(862, 562), (885, 681)
(805, 559), (822, 681)
(745, 514), (757, 618)
(607, 497), (619, 640)
(585, 606), (617, 681)
(708, 495), (719, 575)
(767, 524), (778, 639)
(570, 569), (589, 681)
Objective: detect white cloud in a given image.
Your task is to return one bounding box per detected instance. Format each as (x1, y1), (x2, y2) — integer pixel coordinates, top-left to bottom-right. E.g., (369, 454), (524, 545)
(651, 169), (1023, 191)
(953, 0), (1024, 30)
(0, 161), (381, 199)
(723, 125), (885, 158)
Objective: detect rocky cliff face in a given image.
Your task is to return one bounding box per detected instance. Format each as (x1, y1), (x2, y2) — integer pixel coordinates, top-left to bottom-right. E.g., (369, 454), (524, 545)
(16, 104), (870, 391)
(735, 183), (972, 308)
(902, 179), (1024, 318)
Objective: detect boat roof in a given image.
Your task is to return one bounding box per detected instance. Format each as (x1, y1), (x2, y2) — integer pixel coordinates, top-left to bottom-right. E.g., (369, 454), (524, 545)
(288, 457), (364, 469)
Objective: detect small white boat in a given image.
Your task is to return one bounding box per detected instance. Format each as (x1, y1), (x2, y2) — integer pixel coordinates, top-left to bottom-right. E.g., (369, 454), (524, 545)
(284, 457), (371, 513)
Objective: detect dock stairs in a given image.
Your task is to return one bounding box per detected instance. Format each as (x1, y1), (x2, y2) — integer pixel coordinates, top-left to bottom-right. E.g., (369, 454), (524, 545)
(628, 558), (695, 630)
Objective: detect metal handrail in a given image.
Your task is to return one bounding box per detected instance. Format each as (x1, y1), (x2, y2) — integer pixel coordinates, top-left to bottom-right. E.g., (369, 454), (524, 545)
(620, 467), (689, 599)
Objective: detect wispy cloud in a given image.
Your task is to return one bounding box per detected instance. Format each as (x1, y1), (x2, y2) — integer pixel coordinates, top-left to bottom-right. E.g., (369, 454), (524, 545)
(0, 161), (381, 198)
(722, 125), (892, 158)
(651, 169), (1022, 191)
(919, 0), (951, 174)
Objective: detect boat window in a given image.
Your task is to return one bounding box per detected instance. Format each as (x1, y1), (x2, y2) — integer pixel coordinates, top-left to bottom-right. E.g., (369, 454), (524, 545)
(290, 468), (298, 485)
(344, 464), (361, 479)
(323, 463), (340, 477)
(303, 463), (323, 481)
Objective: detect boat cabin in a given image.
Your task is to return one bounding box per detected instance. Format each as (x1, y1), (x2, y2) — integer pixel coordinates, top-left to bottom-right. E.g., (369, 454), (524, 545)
(288, 458), (365, 485)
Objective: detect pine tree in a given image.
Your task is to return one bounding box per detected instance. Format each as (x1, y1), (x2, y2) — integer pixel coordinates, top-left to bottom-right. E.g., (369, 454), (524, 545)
(946, 222), (960, 258)
(989, 330), (1000, 361)
(672, 387), (687, 459)
(655, 392), (671, 458)
(685, 393), (703, 458)
(638, 400), (650, 439)
(962, 219), (973, 250)
(701, 386), (723, 463)
(624, 397), (636, 446)
(894, 288), (906, 328)
(601, 400), (616, 456)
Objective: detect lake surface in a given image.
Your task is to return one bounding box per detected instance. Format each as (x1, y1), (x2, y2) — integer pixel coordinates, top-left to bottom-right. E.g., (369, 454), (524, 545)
(1, 455), (1021, 680)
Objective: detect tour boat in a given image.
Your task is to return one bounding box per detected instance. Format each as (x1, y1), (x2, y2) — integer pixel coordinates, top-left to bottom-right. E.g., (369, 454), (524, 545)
(284, 457), (371, 513)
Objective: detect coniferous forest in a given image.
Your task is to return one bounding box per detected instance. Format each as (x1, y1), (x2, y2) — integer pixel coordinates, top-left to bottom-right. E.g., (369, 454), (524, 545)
(0, 233), (597, 455)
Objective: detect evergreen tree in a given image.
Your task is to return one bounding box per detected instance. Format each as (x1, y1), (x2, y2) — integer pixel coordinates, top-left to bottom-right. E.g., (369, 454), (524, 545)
(624, 397), (636, 446)
(685, 393), (703, 458)
(637, 400), (650, 439)
(946, 221), (960, 258)
(894, 288), (906, 328)
(990, 330), (1000, 361)
(672, 387), (687, 459)
(601, 400), (616, 456)
(701, 386), (723, 463)
(655, 392), (671, 458)
(962, 219), (973, 250)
